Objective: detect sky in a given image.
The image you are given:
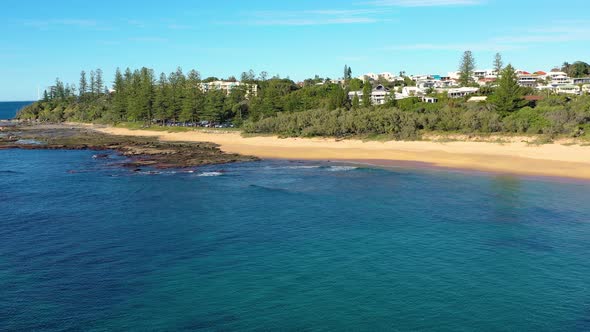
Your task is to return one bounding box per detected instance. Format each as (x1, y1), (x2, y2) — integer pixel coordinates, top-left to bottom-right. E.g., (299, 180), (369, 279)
(1, 0), (589, 101)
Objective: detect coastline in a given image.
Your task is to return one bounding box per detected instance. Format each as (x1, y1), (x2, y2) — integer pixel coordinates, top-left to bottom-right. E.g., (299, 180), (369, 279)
(88, 125), (590, 180)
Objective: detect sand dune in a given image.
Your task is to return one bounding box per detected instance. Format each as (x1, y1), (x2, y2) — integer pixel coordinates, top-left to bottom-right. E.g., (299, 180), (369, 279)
(91, 125), (590, 180)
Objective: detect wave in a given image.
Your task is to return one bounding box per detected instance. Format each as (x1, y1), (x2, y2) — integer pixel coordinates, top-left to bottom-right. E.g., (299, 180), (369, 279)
(0, 170), (22, 174)
(198, 171), (223, 177)
(285, 165), (322, 169)
(326, 166), (358, 172)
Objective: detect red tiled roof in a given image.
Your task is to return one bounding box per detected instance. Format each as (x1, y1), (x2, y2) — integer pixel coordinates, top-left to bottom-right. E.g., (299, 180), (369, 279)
(534, 71), (547, 75)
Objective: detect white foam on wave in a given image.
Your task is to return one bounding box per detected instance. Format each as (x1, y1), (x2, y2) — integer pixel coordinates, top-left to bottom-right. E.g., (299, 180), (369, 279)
(327, 166), (358, 172)
(198, 171), (223, 177)
(285, 165), (322, 169)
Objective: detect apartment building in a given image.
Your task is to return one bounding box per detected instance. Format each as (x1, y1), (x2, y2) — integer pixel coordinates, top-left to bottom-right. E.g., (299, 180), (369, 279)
(199, 81), (258, 97)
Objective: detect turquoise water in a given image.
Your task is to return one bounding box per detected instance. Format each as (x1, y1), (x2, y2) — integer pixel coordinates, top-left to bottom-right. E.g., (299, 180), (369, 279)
(1, 149), (590, 331)
(0, 101), (33, 119)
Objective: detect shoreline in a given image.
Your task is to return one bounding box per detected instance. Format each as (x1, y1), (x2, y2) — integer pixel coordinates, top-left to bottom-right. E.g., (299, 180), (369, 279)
(87, 125), (590, 180)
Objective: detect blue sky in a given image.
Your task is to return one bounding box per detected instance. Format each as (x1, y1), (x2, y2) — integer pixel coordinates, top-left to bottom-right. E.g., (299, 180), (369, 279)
(2, 0), (589, 101)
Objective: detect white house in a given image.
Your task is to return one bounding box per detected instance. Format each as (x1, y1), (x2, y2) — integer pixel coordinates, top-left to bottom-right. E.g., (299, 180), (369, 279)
(200, 81), (258, 97)
(573, 77), (590, 85)
(421, 96), (438, 103)
(401, 86), (425, 97)
(416, 79), (436, 89)
(447, 87), (479, 98)
(473, 69), (496, 79)
(358, 73), (379, 81)
(582, 84), (590, 94)
(517, 74), (538, 88)
(546, 71), (568, 80)
(378, 72), (397, 81)
(555, 84), (581, 95)
(348, 85), (392, 105)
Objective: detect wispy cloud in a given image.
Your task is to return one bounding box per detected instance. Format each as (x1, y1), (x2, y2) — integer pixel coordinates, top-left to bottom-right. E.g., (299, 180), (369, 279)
(23, 19), (99, 29)
(366, 0), (482, 6)
(128, 37), (169, 43)
(387, 22), (590, 52)
(386, 42), (523, 52)
(237, 8), (392, 26)
(167, 24), (195, 30)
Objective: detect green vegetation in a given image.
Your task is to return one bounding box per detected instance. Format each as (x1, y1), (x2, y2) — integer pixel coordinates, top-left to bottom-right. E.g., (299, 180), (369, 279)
(459, 51), (476, 86)
(16, 56), (590, 142)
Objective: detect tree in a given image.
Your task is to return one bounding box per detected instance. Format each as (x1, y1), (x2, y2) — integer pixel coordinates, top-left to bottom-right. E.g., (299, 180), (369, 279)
(204, 89), (226, 122)
(89, 70), (96, 96)
(79, 71), (88, 97)
(95, 68), (104, 95)
(154, 73), (170, 124)
(490, 64), (526, 115)
(349, 78), (363, 91)
(344, 65), (351, 81)
(459, 50), (476, 86)
(566, 61), (590, 77)
(362, 80), (372, 107)
(352, 94), (360, 109)
(180, 69), (203, 123)
(494, 53), (503, 75)
(111, 68), (127, 120)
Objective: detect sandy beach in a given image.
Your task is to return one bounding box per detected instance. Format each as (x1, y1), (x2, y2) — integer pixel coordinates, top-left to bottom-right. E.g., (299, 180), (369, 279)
(90, 125), (590, 180)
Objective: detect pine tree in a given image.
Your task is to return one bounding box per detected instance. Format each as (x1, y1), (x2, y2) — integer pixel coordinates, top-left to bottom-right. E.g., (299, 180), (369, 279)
(79, 71), (88, 97)
(180, 69), (203, 123)
(352, 94), (360, 109)
(111, 68), (127, 120)
(95, 68), (104, 95)
(154, 73), (170, 124)
(459, 50), (476, 86)
(494, 53), (503, 76)
(362, 80), (372, 107)
(89, 70), (96, 96)
(490, 64), (526, 115)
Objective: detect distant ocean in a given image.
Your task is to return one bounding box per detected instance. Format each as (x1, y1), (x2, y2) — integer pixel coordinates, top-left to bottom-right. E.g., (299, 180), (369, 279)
(1, 149), (590, 330)
(0, 101), (34, 120)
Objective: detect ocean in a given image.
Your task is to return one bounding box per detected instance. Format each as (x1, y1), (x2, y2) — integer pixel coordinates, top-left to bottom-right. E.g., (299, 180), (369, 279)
(1, 148), (590, 331)
(0, 101), (34, 120)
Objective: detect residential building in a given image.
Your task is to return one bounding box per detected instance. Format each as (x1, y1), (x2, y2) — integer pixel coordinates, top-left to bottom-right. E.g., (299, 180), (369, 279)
(447, 87), (479, 98)
(474, 69), (496, 79)
(582, 84), (590, 94)
(199, 81), (258, 97)
(555, 84), (581, 95)
(421, 96), (438, 103)
(573, 77), (590, 85)
(378, 72), (397, 81)
(411, 74), (430, 82)
(358, 73), (379, 81)
(434, 79), (456, 88)
(546, 71), (568, 80)
(517, 74), (538, 88)
(401, 86), (425, 97)
(348, 85), (391, 105)
(416, 79), (436, 89)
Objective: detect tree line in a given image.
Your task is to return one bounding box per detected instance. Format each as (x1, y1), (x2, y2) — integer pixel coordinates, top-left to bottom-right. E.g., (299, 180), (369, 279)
(17, 55), (590, 141)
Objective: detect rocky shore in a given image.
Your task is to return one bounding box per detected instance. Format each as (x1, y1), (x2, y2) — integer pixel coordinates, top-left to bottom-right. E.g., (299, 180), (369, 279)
(0, 123), (258, 169)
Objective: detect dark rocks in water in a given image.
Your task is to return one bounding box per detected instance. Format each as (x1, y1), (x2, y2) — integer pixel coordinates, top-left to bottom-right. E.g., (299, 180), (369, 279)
(0, 124), (259, 168)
